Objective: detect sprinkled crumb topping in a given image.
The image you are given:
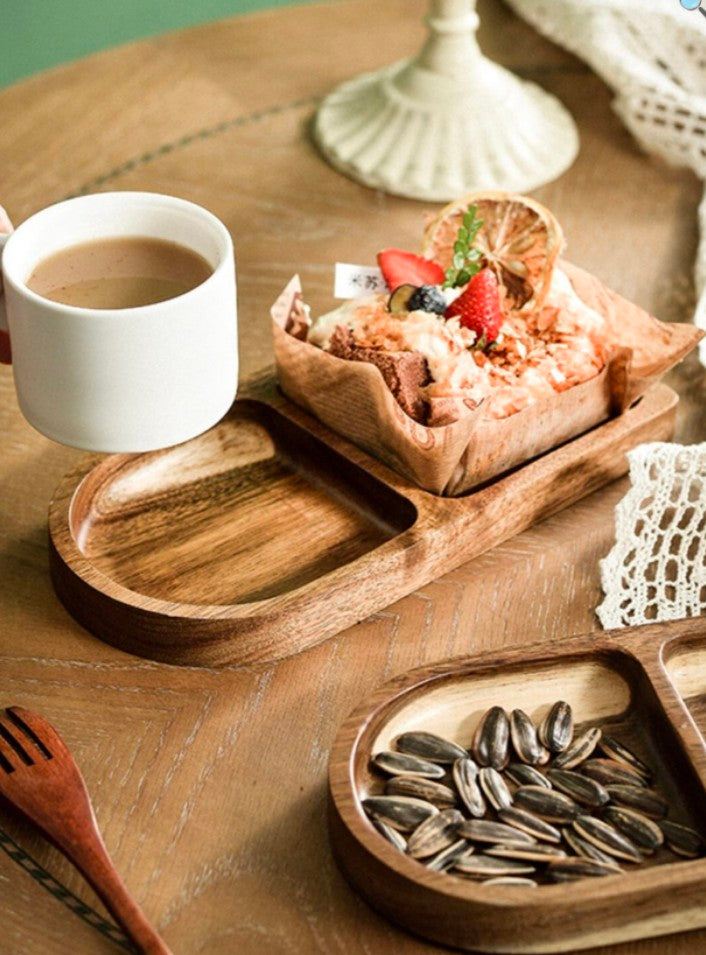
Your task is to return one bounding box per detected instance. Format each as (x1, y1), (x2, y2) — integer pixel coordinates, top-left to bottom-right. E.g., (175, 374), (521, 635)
(308, 267), (611, 421)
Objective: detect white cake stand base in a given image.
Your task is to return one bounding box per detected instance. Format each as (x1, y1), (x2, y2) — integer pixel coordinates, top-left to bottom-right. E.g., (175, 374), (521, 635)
(313, 0), (579, 201)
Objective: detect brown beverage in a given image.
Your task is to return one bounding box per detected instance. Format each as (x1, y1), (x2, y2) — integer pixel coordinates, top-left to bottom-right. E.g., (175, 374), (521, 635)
(26, 236), (213, 309)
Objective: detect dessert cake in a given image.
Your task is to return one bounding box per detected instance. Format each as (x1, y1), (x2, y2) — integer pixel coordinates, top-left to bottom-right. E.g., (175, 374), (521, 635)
(271, 192), (701, 495)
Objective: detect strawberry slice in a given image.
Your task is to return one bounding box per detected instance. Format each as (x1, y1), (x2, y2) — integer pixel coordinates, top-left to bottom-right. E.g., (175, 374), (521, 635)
(377, 249), (444, 291)
(444, 268), (504, 344)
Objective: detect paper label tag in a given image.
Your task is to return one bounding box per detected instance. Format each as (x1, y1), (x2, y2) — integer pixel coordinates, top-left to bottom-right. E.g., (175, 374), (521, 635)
(334, 262), (387, 299)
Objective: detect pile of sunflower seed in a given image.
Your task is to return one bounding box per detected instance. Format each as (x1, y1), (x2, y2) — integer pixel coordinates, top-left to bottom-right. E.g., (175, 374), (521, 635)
(362, 701), (703, 886)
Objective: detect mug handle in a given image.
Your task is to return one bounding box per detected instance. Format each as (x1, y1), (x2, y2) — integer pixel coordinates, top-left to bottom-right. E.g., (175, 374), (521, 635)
(0, 229), (12, 364)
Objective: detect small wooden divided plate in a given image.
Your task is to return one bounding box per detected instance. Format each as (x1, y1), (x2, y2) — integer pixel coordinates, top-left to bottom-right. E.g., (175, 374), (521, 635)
(328, 616), (706, 953)
(49, 374), (677, 667)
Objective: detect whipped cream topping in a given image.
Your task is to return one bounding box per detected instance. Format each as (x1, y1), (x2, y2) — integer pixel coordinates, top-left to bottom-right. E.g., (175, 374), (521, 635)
(308, 269), (610, 420)
(309, 295), (486, 391)
(307, 298), (360, 350)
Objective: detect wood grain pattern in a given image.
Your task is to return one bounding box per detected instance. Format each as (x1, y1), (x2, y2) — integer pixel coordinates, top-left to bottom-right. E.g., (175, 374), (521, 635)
(664, 639), (706, 746)
(0, 707), (171, 954)
(0, 0), (704, 952)
(329, 616), (706, 953)
(48, 382), (677, 667)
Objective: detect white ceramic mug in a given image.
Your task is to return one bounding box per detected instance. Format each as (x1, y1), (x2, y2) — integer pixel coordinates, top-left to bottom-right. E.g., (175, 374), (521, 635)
(0, 191), (238, 452)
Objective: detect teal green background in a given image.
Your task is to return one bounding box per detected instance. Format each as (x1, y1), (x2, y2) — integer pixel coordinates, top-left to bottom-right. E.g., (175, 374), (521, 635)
(2, 1), (310, 88)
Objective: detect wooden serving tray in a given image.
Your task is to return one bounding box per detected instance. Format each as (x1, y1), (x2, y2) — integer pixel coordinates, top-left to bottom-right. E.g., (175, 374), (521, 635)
(48, 375), (677, 667)
(328, 616), (706, 953)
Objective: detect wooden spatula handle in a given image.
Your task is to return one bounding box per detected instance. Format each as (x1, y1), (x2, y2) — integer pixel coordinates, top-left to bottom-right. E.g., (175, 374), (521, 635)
(66, 833), (172, 955)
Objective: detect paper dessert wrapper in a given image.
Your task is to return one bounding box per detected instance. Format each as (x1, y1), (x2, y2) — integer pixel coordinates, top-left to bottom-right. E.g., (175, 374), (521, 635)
(271, 262), (702, 496)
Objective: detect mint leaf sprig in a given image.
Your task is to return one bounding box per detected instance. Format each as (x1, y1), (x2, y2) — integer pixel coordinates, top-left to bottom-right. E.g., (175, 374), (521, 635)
(442, 205), (484, 289)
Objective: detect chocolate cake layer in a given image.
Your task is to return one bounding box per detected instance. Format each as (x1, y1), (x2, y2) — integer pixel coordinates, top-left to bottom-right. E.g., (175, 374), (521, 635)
(328, 326), (430, 423)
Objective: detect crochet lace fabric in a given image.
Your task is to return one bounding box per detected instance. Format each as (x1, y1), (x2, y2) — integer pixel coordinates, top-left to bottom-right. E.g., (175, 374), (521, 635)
(505, 3), (706, 629)
(506, 0), (706, 363)
(596, 442), (706, 629)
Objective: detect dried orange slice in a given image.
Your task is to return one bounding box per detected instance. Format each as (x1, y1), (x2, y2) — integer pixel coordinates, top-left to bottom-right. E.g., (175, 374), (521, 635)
(421, 191), (564, 312)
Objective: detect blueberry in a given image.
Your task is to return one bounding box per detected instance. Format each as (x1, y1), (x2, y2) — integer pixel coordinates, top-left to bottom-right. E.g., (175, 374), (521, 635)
(407, 285), (446, 315)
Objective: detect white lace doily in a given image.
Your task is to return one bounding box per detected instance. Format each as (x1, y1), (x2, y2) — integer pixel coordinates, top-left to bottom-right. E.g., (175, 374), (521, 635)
(596, 442), (706, 629)
(507, 0), (706, 364)
(506, 2), (706, 627)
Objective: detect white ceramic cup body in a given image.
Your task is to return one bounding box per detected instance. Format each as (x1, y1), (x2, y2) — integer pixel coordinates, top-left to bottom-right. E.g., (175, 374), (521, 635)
(0, 192), (238, 452)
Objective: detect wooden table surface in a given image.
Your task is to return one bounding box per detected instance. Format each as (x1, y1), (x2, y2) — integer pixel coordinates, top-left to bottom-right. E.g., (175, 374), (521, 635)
(0, 1), (704, 952)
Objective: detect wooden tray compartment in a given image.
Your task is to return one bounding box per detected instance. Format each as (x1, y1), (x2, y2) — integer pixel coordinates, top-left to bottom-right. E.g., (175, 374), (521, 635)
(49, 375), (678, 667)
(60, 399), (415, 606)
(328, 617), (706, 954)
(664, 636), (706, 744)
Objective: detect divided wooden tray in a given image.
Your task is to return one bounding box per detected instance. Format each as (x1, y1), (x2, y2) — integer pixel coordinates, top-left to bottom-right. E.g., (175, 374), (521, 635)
(328, 616), (706, 953)
(48, 374), (677, 667)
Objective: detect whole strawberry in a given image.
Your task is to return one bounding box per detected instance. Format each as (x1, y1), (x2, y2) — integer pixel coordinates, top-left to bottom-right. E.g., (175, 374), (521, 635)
(445, 268), (504, 345)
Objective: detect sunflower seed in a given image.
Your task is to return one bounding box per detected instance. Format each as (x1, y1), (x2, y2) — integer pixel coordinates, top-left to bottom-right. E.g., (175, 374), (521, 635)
(561, 827), (621, 866)
(605, 785), (668, 820)
(580, 758), (647, 788)
(453, 757), (486, 818)
(479, 766), (513, 810)
(407, 808), (464, 859)
(513, 785), (580, 822)
(486, 843), (567, 863)
(546, 858), (623, 881)
(573, 815), (643, 862)
(659, 820), (704, 858)
(396, 731), (468, 764)
(385, 775), (458, 807)
(505, 762), (553, 789)
(472, 707), (510, 769)
(547, 768), (609, 808)
(364, 697), (697, 888)
(552, 727), (602, 769)
(426, 838), (470, 872)
(510, 709), (549, 765)
(372, 817), (408, 853)
(538, 701), (573, 753)
(603, 806), (664, 854)
(363, 796), (438, 832)
(453, 854), (536, 877)
(498, 807), (562, 843)
(482, 876), (538, 887)
(599, 736), (652, 780)
(372, 750), (446, 779)
(458, 818), (536, 845)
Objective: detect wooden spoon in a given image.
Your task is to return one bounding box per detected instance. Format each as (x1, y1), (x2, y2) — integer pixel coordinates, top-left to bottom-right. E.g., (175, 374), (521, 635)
(0, 705), (171, 954)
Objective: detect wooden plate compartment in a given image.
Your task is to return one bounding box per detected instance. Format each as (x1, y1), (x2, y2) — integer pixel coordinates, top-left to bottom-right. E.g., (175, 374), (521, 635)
(62, 399), (416, 606)
(49, 376), (678, 667)
(328, 617), (706, 953)
(664, 635), (706, 745)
